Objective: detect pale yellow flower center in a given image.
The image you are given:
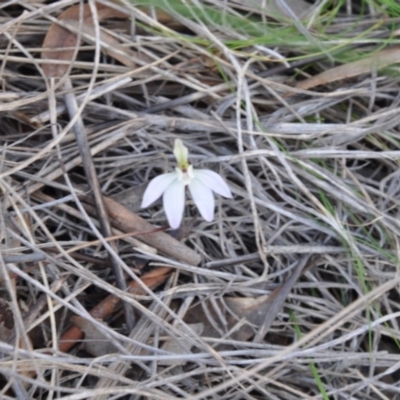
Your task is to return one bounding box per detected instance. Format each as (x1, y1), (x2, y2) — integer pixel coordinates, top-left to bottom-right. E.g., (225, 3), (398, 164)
(175, 165), (194, 185)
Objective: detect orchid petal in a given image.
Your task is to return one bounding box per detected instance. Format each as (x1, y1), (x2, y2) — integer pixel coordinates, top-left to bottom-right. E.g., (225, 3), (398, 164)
(193, 169), (232, 198)
(163, 180), (186, 229)
(141, 172), (177, 208)
(189, 179), (215, 222)
(173, 139), (189, 169)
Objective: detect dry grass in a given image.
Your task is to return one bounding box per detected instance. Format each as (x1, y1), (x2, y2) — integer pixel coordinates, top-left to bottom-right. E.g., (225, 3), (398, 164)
(2, 0), (400, 399)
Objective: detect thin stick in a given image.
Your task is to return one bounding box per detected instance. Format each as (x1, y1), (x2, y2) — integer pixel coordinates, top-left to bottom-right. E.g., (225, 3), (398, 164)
(63, 78), (134, 329)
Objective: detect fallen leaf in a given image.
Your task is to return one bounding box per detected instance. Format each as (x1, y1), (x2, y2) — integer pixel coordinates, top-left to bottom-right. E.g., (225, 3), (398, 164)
(59, 19), (138, 69)
(59, 266), (173, 353)
(295, 47), (400, 92)
(41, 3), (128, 78)
(111, 185), (147, 213)
(41, 2), (179, 79)
(158, 322), (204, 366)
(184, 297), (257, 343)
(82, 194), (202, 265)
(185, 256), (315, 343)
(71, 316), (119, 356)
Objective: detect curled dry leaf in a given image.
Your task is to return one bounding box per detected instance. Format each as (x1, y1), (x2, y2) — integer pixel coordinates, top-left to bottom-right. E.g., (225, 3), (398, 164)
(41, 2), (178, 79)
(41, 3), (128, 78)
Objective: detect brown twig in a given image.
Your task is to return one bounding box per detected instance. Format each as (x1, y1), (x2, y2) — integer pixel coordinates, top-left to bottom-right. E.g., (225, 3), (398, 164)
(59, 266), (173, 353)
(81, 195), (202, 265)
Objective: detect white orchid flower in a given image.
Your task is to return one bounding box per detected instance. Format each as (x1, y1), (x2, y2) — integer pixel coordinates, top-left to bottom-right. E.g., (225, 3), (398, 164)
(141, 139), (232, 229)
